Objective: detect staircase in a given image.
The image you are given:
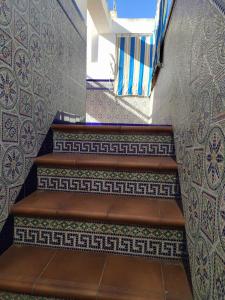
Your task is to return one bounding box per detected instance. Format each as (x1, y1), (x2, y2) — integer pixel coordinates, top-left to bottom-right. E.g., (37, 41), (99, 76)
(0, 124), (193, 300)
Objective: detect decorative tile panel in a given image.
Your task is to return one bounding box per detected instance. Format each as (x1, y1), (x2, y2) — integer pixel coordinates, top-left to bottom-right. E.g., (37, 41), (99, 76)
(2, 112), (19, 142)
(14, 217), (187, 260)
(14, 11), (28, 48)
(37, 167), (180, 199)
(0, 28), (13, 66)
(152, 0), (225, 297)
(53, 132), (175, 156)
(0, 0), (86, 247)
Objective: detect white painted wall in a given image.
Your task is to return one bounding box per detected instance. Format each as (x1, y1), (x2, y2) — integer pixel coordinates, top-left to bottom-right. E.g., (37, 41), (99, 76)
(87, 11), (155, 79)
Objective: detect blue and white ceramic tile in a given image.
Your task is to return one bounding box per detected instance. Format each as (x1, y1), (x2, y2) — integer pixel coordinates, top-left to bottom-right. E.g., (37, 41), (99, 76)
(152, 0), (225, 297)
(0, 0), (86, 240)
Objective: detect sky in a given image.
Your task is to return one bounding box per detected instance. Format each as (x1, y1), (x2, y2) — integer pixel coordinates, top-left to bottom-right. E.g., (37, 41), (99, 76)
(107, 0), (157, 19)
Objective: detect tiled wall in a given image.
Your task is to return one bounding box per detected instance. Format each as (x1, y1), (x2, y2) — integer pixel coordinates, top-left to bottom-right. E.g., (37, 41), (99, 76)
(152, 0), (225, 298)
(0, 0), (86, 240)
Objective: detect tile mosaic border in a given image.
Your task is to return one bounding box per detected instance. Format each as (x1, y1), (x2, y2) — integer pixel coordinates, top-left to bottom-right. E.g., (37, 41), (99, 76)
(14, 217), (187, 260)
(53, 132), (175, 156)
(0, 292), (60, 300)
(37, 168), (180, 198)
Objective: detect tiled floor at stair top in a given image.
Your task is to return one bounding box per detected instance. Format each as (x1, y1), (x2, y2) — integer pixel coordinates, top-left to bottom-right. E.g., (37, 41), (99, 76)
(0, 245), (193, 300)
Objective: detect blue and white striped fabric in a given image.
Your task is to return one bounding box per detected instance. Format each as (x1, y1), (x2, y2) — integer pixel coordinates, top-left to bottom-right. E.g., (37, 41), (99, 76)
(114, 35), (155, 97)
(114, 0), (169, 97)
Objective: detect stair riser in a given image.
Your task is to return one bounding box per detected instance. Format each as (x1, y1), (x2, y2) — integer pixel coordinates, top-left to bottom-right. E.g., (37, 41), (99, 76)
(53, 132), (175, 157)
(37, 167), (180, 199)
(14, 217), (187, 260)
(0, 293), (59, 300)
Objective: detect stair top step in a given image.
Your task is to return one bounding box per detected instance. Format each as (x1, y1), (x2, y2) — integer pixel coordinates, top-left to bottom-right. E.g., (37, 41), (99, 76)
(51, 124), (173, 135)
(34, 153), (177, 171)
(0, 245), (193, 300)
(12, 191), (184, 227)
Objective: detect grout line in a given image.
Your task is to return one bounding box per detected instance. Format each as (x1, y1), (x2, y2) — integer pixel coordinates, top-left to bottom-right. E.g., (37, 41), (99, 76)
(31, 250), (58, 294)
(96, 255), (108, 299)
(160, 262), (167, 300)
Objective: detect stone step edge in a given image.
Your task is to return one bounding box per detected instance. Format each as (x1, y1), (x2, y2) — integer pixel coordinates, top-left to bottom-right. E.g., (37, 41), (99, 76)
(11, 191), (184, 228)
(51, 124), (173, 135)
(34, 154), (178, 171)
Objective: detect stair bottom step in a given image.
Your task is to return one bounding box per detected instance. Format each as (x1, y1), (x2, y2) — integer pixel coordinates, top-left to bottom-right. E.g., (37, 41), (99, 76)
(0, 245), (192, 300)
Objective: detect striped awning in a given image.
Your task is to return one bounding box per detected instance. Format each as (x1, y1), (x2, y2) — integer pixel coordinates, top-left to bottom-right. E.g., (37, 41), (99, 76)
(114, 0), (169, 97)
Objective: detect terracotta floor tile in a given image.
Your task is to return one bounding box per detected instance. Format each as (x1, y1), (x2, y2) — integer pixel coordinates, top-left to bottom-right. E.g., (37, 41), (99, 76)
(108, 198), (160, 225)
(12, 191), (114, 220)
(52, 124), (173, 135)
(0, 245), (55, 294)
(33, 249), (106, 299)
(98, 255), (164, 299)
(34, 153), (76, 167)
(159, 200), (185, 227)
(34, 153), (177, 171)
(162, 262), (193, 300)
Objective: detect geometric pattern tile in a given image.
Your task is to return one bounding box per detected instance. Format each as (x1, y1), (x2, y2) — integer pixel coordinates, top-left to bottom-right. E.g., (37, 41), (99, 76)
(14, 217), (187, 260)
(0, 0), (12, 26)
(37, 167), (180, 199)
(13, 0), (28, 13)
(14, 11), (28, 49)
(201, 192), (216, 244)
(192, 148), (203, 186)
(213, 253), (225, 300)
(0, 67), (18, 110)
(29, 33), (42, 70)
(53, 132), (175, 156)
(194, 236), (211, 300)
(0, 0), (87, 255)
(29, 0), (40, 34)
(19, 89), (33, 117)
(196, 89), (211, 144)
(2, 146), (24, 185)
(205, 126), (225, 190)
(14, 48), (32, 88)
(181, 150), (191, 195)
(218, 184), (225, 253)
(0, 28), (13, 66)
(19, 120), (36, 155)
(0, 292), (60, 300)
(2, 112), (19, 142)
(186, 187), (200, 238)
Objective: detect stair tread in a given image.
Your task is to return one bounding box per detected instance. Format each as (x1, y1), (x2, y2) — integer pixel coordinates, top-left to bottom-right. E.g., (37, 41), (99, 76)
(34, 153), (177, 171)
(51, 124), (173, 134)
(0, 245), (193, 300)
(12, 191), (184, 227)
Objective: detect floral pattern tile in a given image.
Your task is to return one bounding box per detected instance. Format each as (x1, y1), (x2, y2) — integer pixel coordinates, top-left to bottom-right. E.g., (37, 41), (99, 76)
(0, 0), (86, 246)
(153, 0), (225, 297)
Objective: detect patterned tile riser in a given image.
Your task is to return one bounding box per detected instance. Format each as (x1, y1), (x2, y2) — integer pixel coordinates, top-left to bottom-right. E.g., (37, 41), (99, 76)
(14, 217), (187, 260)
(53, 132), (176, 157)
(37, 167), (180, 199)
(0, 293), (61, 300)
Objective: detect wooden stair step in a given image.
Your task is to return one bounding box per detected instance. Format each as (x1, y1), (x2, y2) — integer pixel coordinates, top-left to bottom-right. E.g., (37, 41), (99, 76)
(51, 124), (173, 135)
(11, 191), (184, 227)
(0, 245), (193, 300)
(34, 153), (178, 171)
